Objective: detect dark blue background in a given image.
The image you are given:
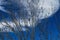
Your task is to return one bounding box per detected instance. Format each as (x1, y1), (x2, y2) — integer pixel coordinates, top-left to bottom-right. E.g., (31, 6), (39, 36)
(0, 9), (60, 40)
(0, 0), (60, 40)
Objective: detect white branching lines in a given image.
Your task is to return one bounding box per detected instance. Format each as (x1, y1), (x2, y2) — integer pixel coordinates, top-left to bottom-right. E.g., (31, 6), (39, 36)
(37, 0), (60, 19)
(0, 19), (34, 32)
(0, 0), (60, 31)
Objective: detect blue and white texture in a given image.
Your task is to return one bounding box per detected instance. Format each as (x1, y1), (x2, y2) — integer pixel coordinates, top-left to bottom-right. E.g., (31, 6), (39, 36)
(0, 0), (60, 32)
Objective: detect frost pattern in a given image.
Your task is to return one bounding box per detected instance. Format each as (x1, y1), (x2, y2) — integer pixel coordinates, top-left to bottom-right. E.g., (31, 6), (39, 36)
(0, 0), (59, 32)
